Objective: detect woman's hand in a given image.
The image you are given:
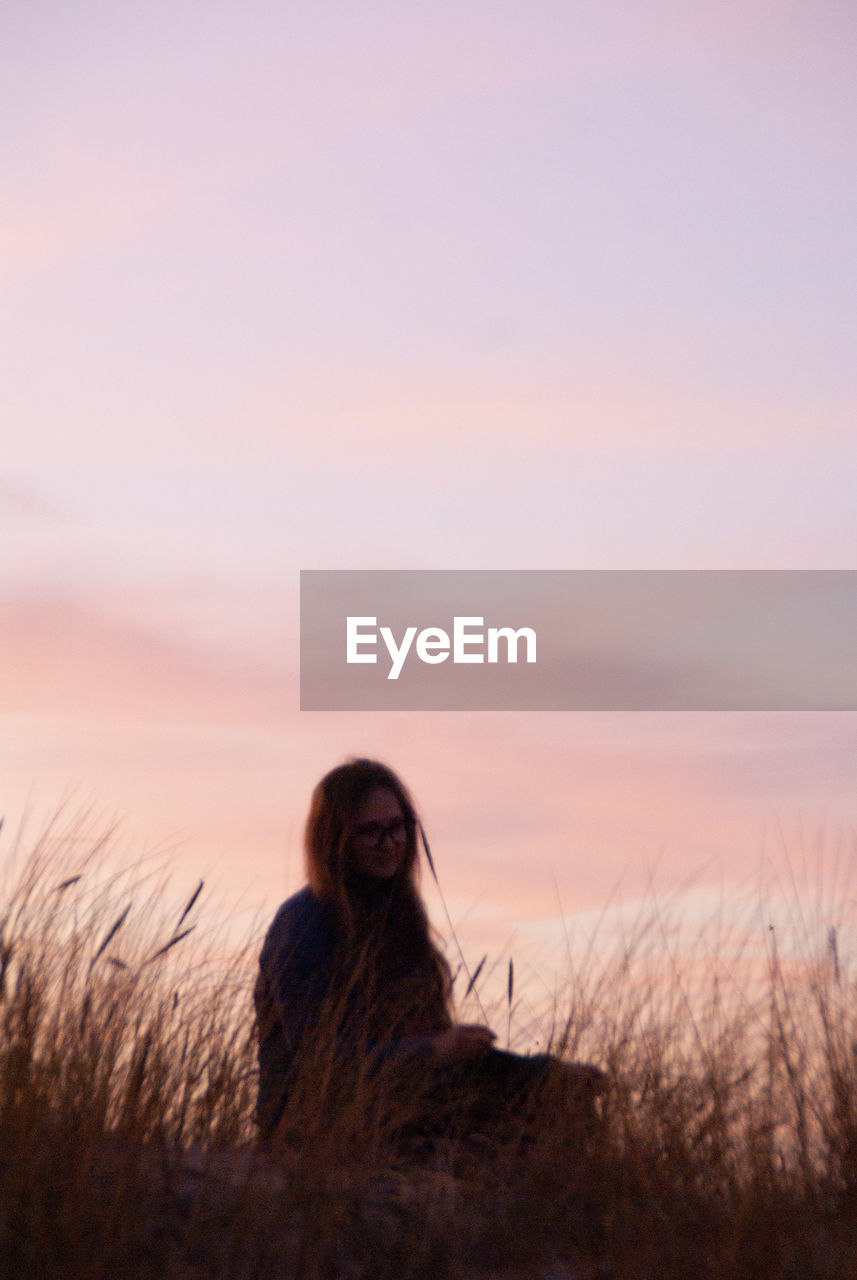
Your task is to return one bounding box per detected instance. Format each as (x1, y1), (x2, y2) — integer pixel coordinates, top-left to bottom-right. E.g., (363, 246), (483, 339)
(431, 1023), (496, 1063)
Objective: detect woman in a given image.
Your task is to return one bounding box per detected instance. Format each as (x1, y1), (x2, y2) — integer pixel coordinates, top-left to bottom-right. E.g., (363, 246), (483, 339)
(254, 758), (605, 1149)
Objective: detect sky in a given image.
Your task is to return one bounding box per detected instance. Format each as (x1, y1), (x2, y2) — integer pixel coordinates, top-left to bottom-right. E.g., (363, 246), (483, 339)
(2, 0), (857, 1014)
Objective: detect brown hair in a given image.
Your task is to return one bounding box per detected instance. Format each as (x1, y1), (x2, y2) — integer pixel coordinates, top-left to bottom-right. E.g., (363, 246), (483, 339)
(304, 758), (451, 1029)
(305, 759), (418, 910)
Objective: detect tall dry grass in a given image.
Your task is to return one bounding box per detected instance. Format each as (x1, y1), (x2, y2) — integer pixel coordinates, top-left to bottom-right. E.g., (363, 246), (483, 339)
(2, 809), (857, 1279)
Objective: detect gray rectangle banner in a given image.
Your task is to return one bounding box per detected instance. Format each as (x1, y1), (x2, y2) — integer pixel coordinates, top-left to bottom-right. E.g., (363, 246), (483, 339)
(300, 570), (857, 710)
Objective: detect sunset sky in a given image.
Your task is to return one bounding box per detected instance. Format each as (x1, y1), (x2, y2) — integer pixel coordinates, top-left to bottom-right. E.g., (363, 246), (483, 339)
(3, 1), (857, 1003)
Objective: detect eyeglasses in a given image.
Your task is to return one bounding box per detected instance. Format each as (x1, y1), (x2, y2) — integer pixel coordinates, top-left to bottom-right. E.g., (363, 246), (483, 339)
(352, 817), (414, 847)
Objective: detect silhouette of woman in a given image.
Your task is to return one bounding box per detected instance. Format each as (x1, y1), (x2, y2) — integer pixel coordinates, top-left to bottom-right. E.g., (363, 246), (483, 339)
(255, 758), (605, 1150)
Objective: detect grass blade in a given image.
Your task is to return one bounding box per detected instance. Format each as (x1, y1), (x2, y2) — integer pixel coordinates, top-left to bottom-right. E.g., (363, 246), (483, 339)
(55, 875), (82, 892)
(419, 821), (489, 1022)
(90, 904), (130, 969)
(176, 879), (204, 931)
(145, 925), (195, 964)
(465, 954), (487, 998)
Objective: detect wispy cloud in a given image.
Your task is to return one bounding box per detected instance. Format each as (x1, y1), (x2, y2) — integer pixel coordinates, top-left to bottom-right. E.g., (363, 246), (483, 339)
(0, 589), (294, 727)
(0, 475), (63, 520)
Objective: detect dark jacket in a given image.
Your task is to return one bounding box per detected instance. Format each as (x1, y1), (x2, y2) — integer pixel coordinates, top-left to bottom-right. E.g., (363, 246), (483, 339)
(254, 885), (446, 1139)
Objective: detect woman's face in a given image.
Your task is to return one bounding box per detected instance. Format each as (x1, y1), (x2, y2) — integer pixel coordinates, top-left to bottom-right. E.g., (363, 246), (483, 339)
(349, 786), (410, 880)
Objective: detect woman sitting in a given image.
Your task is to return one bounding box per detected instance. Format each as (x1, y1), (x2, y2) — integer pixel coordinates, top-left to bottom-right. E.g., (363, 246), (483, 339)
(254, 758), (605, 1153)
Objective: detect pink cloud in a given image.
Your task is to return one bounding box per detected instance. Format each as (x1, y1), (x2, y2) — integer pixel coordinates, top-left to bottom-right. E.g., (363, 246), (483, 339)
(0, 589), (293, 726)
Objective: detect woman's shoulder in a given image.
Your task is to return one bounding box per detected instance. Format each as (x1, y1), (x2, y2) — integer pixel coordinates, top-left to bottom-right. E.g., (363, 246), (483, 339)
(260, 886), (335, 968)
(268, 883), (323, 924)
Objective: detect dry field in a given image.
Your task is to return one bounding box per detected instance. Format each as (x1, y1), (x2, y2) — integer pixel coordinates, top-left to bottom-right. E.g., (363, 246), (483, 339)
(2, 810), (857, 1279)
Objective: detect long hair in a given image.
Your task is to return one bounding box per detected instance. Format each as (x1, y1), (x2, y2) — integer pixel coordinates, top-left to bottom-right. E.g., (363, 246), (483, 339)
(305, 758), (452, 1030)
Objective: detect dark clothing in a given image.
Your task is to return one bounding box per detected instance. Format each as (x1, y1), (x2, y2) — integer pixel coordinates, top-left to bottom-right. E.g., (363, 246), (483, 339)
(254, 885), (449, 1141)
(255, 885), (599, 1148)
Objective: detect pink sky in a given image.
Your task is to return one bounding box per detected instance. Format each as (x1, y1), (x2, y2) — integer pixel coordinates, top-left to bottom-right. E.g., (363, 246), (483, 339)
(3, 1), (857, 1005)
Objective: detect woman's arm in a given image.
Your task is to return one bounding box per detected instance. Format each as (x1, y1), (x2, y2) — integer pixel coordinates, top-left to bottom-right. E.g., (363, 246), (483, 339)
(256, 890), (336, 1061)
